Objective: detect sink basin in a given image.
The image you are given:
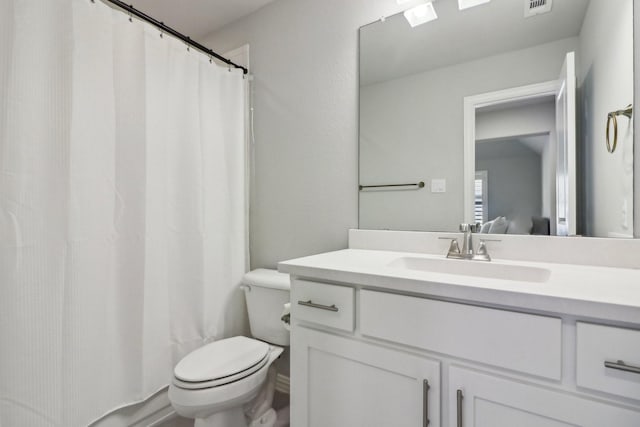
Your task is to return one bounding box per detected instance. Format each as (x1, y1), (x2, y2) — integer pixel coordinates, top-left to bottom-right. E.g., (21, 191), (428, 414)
(388, 257), (551, 283)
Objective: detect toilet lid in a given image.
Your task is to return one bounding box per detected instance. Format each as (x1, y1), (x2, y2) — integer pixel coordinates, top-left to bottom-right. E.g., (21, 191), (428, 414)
(174, 336), (269, 383)
(172, 352), (270, 390)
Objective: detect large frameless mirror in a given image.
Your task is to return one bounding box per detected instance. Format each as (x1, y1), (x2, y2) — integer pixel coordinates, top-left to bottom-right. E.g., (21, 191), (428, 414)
(359, 0), (634, 238)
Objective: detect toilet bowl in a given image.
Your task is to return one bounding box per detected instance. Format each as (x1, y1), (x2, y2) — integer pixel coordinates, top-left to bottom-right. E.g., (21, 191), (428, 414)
(169, 269), (290, 427)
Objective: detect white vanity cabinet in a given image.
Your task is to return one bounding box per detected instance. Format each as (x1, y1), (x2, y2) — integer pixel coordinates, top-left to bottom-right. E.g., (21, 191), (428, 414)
(289, 277), (640, 427)
(291, 279), (440, 427)
(292, 327), (440, 427)
(449, 367), (640, 427)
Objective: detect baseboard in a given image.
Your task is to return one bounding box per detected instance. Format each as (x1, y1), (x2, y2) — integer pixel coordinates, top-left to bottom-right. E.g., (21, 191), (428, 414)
(91, 388), (176, 427)
(139, 407), (178, 427)
(128, 390), (176, 427)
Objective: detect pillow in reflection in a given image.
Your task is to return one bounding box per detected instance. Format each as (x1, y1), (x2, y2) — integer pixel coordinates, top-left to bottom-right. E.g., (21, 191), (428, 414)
(488, 216), (509, 234)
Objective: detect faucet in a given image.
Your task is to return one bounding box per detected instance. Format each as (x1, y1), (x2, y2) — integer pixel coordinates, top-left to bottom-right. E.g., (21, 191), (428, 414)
(445, 223), (493, 261)
(459, 223), (477, 258)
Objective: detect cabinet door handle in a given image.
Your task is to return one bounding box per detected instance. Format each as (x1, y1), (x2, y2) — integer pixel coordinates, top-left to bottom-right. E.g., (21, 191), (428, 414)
(605, 360), (640, 374)
(423, 379), (430, 426)
(456, 389), (463, 427)
(297, 300), (339, 312)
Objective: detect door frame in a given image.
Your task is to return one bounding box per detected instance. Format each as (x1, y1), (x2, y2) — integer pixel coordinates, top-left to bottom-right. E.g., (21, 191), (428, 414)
(463, 80), (560, 225)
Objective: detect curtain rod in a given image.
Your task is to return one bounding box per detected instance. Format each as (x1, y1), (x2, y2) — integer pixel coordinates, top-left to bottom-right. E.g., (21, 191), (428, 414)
(101, 0), (249, 74)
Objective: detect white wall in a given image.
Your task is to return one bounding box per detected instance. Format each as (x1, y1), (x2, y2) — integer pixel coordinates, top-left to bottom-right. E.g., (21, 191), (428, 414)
(578, 0), (634, 238)
(636, 0), (640, 239)
(202, 0), (406, 268)
(476, 143), (543, 235)
(359, 38), (576, 231)
(204, 0), (640, 262)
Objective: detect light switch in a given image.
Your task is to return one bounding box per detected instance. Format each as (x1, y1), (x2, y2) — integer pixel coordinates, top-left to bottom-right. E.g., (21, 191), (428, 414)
(431, 179), (446, 193)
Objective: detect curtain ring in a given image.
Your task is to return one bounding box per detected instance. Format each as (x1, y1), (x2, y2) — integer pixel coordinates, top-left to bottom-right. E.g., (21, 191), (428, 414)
(606, 113), (618, 153)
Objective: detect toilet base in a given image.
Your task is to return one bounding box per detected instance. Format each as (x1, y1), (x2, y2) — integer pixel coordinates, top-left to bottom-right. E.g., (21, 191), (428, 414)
(194, 407), (247, 427)
(170, 344), (284, 427)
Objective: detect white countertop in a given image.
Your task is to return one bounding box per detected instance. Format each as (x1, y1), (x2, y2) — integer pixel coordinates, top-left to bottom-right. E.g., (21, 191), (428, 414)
(279, 249), (640, 325)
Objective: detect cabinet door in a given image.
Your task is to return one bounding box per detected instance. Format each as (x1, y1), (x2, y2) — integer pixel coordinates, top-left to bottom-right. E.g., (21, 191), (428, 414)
(448, 366), (640, 427)
(291, 326), (440, 427)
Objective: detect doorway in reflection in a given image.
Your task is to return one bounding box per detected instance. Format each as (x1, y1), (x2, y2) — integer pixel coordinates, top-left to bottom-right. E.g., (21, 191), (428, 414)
(474, 97), (556, 236)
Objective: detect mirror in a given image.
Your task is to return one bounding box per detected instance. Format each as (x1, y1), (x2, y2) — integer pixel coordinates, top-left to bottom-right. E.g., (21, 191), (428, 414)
(359, 0), (634, 237)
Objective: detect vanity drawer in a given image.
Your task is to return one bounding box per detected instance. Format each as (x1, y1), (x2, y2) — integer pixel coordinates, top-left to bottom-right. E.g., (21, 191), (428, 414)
(360, 290), (562, 380)
(576, 322), (640, 400)
(291, 279), (355, 332)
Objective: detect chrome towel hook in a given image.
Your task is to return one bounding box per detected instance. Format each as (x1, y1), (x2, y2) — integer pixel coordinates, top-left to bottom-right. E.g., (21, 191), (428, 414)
(606, 104), (633, 153)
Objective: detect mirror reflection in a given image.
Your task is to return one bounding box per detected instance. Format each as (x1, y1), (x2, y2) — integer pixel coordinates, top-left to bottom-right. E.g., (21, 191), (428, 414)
(359, 0), (634, 237)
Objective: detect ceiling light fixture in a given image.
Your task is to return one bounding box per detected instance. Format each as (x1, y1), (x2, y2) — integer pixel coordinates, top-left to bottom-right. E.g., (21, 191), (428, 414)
(403, 2), (438, 27)
(458, 0), (491, 10)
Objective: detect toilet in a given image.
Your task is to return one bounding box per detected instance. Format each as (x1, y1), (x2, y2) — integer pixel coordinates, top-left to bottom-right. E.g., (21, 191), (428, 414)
(169, 269), (290, 427)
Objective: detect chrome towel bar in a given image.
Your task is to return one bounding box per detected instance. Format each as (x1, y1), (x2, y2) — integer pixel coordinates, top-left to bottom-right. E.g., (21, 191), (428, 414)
(359, 181), (425, 191)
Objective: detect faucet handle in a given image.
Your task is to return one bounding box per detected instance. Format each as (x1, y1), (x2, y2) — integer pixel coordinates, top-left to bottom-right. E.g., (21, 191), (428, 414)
(459, 223), (481, 232)
(448, 239), (461, 255)
(443, 238), (462, 259)
(473, 240), (492, 261)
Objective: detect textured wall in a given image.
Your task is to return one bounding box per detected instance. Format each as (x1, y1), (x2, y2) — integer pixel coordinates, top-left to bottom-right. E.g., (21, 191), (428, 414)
(202, 0), (405, 268)
(579, 0), (634, 238)
(633, 0), (640, 237)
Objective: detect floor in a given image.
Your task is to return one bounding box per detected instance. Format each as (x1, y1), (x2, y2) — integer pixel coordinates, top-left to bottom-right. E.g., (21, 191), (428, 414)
(158, 391), (290, 427)
(159, 416), (193, 427)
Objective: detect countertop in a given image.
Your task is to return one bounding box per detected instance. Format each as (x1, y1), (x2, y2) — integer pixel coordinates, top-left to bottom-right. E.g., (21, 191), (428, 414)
(279, 249), (640, 325)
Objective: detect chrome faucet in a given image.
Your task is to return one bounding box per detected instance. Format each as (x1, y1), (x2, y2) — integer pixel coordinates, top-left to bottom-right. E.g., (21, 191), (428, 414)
(459, 223), (477, 258)
(445, 223), (494, 261)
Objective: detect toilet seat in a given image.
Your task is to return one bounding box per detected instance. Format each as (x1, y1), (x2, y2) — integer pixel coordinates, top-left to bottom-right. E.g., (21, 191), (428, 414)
(173, 336), (270, 391)
(173, 353), (270, 390)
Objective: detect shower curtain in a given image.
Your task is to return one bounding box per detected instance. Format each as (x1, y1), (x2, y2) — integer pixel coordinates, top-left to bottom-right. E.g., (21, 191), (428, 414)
(0, 1), (248, 426)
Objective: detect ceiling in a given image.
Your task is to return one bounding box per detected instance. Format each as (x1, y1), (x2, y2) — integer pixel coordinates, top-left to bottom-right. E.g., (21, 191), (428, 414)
(476, 135), (548, 160)
(128, 0), (276, 40)
(360, 0), (590, 86)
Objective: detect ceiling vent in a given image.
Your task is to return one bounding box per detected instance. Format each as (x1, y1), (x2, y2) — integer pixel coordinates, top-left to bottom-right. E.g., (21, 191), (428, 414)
(524, 0), (552, 18)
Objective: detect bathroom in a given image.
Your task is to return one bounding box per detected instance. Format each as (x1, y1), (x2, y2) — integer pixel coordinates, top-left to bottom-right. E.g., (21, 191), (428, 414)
(0, 0), (639, 426)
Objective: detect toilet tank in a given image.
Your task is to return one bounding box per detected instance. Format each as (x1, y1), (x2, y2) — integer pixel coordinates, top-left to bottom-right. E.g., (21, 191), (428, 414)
(242, 269), (290, 346)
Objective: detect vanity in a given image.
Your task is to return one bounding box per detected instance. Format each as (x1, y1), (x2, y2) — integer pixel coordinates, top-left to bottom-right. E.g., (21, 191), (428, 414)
(279, 230), (640, 427)
(280, 1), (640, 424)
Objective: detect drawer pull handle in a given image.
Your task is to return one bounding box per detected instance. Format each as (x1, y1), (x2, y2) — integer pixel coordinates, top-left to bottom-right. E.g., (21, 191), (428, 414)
(605, 360), (640, 374)
(423, 379), (430, 427)
(298, 300), (339, 312)
(457, 389), (463, 427)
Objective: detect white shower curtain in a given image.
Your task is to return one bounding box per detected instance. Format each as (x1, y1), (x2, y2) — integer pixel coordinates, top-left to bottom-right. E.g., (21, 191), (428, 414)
(0, 1), (248, 426)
